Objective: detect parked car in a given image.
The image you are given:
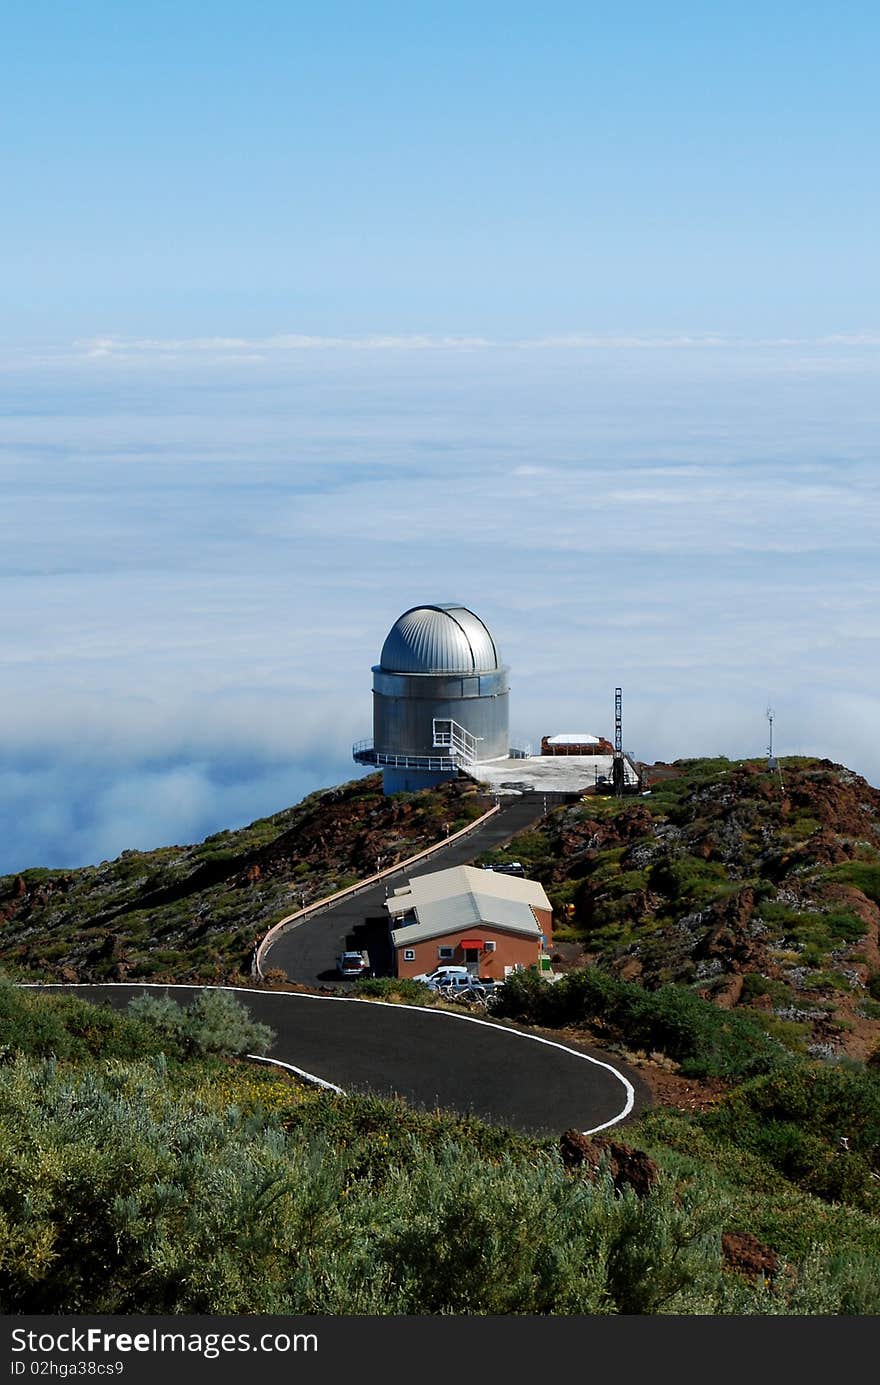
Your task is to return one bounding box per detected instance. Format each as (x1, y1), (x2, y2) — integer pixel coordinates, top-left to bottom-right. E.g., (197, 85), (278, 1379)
(483, 861), (526, 877)
(412, 964), (469, 987)
(336, 950), (370, 977)
(433, 975), (498, 996)
(430, 973), (477, 994)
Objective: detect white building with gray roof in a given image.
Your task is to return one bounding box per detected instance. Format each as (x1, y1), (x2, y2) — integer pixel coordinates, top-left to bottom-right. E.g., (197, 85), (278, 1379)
(387, 864), (552, 981)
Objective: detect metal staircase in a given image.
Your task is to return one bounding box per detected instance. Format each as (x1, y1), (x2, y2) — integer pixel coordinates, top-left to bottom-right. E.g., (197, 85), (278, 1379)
(431, 718), (480, 766)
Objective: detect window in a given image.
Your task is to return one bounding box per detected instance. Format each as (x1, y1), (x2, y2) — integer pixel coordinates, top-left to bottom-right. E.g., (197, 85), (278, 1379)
(438, 946), (454, 959)
(484, 941), (496, 952)
(403, 948), (415, 962)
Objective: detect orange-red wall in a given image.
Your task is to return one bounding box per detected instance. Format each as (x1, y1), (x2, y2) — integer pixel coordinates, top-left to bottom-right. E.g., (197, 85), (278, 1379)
(394, 908), (552, 980)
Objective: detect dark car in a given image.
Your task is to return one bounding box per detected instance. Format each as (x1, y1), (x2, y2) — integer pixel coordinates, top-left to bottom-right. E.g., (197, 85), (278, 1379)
(484, 861), (526, 877)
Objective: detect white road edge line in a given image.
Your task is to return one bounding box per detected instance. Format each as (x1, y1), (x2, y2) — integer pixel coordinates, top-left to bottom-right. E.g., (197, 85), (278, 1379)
(244, 1053), (345, 1094)
(18, 982), (635, 1135)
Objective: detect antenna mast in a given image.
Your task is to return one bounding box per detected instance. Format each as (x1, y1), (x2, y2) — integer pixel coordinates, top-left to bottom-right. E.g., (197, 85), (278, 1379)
(766, 705), (785, 795)
(612, 686), (625, 796)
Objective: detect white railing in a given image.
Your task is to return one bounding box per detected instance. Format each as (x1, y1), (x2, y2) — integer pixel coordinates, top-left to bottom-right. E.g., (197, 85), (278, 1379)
(354, 723), (483, 772)
(356, 733), (534, 771)
(508, 741), (532, 759)
(353, 740), (461, 771)
(432, 718), (480, 766)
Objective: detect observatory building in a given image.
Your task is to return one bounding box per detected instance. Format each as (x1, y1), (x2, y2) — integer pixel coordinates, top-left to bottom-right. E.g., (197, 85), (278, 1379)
(353, 603), (509, 793)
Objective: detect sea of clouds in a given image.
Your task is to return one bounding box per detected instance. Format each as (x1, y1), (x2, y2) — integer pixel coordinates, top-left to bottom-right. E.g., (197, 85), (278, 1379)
(1, 334), (878, 872)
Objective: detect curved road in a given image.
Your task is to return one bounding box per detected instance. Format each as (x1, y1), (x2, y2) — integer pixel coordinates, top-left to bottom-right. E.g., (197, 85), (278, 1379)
(264, 795), (559, 986)
(33, 983), (647, 1137)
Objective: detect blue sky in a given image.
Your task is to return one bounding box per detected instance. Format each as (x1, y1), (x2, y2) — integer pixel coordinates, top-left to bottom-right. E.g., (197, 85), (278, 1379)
(5, 2), (879, 340)
(1, 4), (879, 870)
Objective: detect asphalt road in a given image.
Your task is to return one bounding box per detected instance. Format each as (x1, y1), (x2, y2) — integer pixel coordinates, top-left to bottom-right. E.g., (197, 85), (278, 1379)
(34, 983), (646, 1137)
(264, 794), (557, 986)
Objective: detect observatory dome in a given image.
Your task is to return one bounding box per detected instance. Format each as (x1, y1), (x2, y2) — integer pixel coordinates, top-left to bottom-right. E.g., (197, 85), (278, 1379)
(379, 604), (501, 675)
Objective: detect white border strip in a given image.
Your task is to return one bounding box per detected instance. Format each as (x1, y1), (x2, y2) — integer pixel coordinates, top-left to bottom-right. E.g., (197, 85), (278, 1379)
(244, 1053), (344, 1094)
(18, 982), (635, 1135)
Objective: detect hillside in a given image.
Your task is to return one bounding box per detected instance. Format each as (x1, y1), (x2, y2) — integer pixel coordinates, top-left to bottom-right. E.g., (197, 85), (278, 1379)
(2, 983), (879, 1314)
(475, 757), (880, 1065)
(0, 775), (488, 983)
(4, 759), (880, 1313)
(4, 754), (880, 1068)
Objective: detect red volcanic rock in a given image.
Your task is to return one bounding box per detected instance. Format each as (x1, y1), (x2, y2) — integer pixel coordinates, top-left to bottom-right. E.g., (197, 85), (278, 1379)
(559, 1130), (660, 1197)
(722, 1231), (779, 1280)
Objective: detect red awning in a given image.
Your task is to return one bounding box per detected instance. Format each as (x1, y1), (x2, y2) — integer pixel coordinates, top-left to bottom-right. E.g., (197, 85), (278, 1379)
(460, 939), (484, 949)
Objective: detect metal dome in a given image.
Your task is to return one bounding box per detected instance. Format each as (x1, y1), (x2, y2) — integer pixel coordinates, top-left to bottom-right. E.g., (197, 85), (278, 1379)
(379, 603), (501, 674)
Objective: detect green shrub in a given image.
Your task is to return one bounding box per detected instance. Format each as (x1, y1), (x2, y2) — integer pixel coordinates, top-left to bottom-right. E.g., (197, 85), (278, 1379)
(648, 854), (731, 907)
(701, 1065), (880, 1213)
(0, 1056), (760, 1315)
(127, 989), (275, 1057)
(124, 993), (188, 1052)
(757, 902), (865, 961)
(648, 992), (788, 1079)
(825, 863), (880, 905)
(800, 970), (850, 992)
(2, 985), (880, 1315)
(741, 974), (792, 1006)
(492, 969), (789, 1079)
(0, 984), (163, 1061)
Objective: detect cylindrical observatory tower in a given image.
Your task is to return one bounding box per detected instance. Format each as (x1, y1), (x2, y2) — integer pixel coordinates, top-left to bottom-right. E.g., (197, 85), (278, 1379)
(353, 602), (509, 793)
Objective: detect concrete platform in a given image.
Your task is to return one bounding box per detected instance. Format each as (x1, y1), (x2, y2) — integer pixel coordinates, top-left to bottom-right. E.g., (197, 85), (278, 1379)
(469, 753), (640, 795)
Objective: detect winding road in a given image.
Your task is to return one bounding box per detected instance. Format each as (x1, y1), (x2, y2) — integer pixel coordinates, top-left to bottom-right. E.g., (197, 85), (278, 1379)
(27, 795), (648, 1137)
(263, 795), (561, 986)
(32, 983), (647, 1137)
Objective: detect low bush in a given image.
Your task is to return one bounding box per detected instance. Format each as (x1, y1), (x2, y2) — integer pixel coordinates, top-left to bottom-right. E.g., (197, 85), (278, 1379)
(647, 854), (731, 908)
(352, 977), (432, 1004)
(825, 863), (880, 906)
(6, 1053), (878, 1314)
(756, 901), (865, 964)
(127, 989), (274, 1056)
(492, 969), (790, 1079)
(701, 1065), (880, 1213)
(0, 984), (275, 1063)
(3, 986), (880, 1315)
(0, 983), (162, 1061)
(741, 974), (792, 1006)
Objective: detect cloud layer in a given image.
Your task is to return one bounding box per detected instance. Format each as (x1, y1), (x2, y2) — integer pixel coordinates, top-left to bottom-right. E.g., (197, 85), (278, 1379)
(1, 340), (878, 871)
(65, 331), (880, 363)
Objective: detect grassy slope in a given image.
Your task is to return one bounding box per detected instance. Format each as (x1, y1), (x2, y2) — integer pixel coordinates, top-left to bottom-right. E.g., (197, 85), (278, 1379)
(0, 775), (488, 983)
(5, 758), (880, 1311)
(3, 986), (880, 1314)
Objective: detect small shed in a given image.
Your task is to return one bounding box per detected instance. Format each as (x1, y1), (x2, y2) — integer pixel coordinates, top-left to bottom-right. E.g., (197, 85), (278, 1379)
(541, 733), (614, 756)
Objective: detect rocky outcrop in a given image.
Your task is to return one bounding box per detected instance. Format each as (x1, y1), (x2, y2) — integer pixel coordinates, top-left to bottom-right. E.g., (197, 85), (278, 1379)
(559, 1129), (660, 1197)
(721, 1231), (779, 1280)
(533, 758), (880, 1060)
